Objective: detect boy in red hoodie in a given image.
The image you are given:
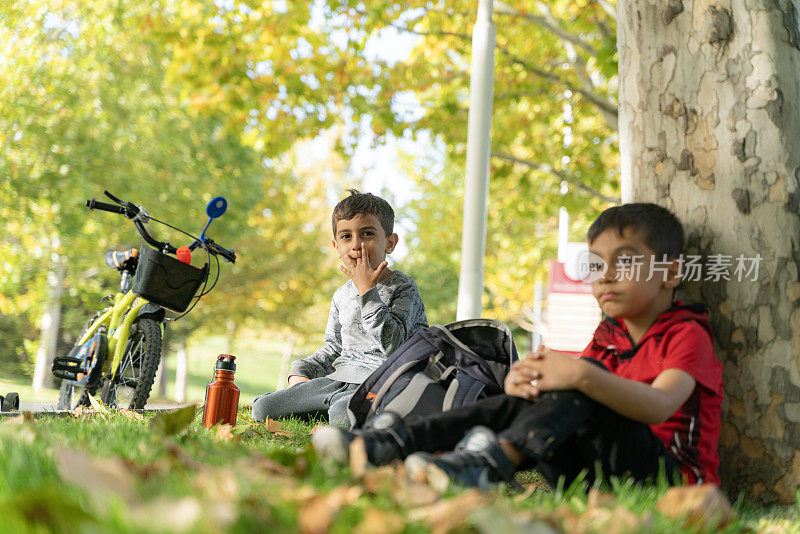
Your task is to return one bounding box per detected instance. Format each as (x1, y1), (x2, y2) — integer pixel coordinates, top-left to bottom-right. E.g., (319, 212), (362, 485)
(313, 203), (724, 489)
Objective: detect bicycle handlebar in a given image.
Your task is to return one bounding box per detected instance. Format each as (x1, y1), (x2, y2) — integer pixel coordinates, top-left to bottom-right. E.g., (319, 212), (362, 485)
(85, 193), (236, 263)
(86, 199), (126, 215)
(205, 239), (237, 263)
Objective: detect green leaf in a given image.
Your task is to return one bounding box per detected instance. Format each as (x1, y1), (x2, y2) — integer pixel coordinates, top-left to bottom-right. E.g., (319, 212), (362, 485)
(149, 405), (197, 436)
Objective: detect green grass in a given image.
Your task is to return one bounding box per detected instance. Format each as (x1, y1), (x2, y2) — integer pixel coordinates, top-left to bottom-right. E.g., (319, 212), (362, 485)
(1, 409), (797, 533)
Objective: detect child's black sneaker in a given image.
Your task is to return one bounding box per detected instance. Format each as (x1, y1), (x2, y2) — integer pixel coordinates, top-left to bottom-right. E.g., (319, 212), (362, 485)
(404, 426), (516, 491)
(311, 411), (412, 466)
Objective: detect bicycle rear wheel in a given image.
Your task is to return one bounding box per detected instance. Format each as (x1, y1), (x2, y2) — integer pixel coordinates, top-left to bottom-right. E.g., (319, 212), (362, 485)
(100, 317), (162, 409)
(58, 376), (98, 410)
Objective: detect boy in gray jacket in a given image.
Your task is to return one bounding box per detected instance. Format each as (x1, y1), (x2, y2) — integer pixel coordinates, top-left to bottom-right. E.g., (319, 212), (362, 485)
(252, 189), (428, 427)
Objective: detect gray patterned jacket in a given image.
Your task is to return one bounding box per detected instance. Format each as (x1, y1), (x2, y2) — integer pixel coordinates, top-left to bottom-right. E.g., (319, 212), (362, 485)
(289, 270), (428, 383)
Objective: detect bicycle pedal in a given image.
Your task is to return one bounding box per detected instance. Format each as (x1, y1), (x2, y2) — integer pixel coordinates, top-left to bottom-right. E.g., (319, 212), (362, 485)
(51, 356), (83, 381)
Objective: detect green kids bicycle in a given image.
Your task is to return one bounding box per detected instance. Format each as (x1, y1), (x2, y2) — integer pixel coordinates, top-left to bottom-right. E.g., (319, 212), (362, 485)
(52, 191), (236, 410)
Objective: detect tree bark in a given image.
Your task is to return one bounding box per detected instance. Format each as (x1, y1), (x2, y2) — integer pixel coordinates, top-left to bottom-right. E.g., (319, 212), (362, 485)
(618, 0), (800, 503)
(31, 245), (65, 391)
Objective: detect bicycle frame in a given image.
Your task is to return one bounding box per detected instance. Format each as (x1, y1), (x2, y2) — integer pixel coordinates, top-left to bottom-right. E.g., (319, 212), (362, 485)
(56, 191), (236, 410)
(74, 290), (156, 380)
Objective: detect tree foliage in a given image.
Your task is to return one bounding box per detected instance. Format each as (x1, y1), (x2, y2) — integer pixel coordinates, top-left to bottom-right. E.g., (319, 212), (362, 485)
(317, 0), (622, 325)
(2, 0), (626, 381)
(0, 0), (343, 377)
(153, 0), (623, 327)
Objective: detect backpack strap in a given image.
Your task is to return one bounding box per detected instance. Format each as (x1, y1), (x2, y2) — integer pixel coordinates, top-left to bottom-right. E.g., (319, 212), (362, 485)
(431, 324), (480, 358)
(438, 365), (458, 383)
(366, 359), (423, 419)
(419, 327), (501, 392)
(443, 373), (486, 410)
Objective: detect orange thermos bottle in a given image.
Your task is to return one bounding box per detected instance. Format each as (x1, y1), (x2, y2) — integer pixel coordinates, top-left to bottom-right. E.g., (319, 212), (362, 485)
(203, 354), (239, 428)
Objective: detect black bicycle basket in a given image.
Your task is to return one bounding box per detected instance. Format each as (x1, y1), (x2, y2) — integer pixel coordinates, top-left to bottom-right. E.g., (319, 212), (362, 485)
(132, 245), (209, 312)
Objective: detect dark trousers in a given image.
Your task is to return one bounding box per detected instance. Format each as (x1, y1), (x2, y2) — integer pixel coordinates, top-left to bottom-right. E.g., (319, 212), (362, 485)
(402, 389), (679, 488)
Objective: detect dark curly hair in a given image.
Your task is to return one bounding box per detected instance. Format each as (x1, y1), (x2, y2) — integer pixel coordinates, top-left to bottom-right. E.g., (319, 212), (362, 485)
(587, 203), (684, 259)
(331, 189), (394, 237)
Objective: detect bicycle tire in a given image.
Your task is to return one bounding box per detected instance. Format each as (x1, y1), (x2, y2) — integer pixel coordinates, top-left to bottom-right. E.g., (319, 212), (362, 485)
(100, 317), (162, 409)
(57, 315), (104, 410)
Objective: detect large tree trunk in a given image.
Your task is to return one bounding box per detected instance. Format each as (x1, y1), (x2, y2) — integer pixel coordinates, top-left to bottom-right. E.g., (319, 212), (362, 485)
(31, 248), (66, 391)
(618, 0), (800, 503)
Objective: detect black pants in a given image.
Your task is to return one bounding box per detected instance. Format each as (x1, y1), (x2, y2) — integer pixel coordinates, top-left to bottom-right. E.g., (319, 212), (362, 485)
(402, 389), (679, 488)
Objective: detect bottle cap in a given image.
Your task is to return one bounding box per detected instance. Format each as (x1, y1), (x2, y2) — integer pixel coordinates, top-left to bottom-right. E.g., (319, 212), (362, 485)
(215, 354), (236, 371)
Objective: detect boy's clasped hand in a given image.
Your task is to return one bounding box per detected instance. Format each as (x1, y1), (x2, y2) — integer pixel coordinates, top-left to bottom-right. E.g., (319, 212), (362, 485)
(339, 242), (390, 296)
(503, 346), (586, 401)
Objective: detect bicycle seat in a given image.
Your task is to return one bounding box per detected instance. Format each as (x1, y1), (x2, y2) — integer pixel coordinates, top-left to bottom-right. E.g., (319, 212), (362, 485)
(105, 248), (139, 269)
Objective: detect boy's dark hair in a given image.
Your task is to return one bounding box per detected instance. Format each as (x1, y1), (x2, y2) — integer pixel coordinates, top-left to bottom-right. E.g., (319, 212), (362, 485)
(587, 203), (684, 258)
(332, 189), (394, 236)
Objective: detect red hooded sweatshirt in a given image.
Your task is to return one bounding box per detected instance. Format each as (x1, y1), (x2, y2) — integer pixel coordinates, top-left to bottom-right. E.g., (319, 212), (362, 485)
(581, 301), (723, 485)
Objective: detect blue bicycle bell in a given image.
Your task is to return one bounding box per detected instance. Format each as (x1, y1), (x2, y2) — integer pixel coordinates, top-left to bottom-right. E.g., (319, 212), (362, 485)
(207, 197), (227, 219)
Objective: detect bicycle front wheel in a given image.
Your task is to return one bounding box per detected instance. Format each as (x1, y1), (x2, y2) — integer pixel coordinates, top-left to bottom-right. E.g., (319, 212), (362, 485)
(100, 317), (162, 409)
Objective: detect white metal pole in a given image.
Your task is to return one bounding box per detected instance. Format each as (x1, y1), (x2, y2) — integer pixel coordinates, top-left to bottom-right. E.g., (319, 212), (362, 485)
(557, 207), (569, 263)
(456, 0), (496, 321)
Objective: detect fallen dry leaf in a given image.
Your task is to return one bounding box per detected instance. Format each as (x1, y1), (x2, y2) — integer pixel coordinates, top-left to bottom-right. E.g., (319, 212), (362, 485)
(150, 405), (196, 436)
(232, 424), (265, 439)
(298, 486), (363, 534)
(70, 405), (96, 418)
(354, 508), (405, 534)
(118, 408), (146, 422)
(471, 506), (562, 534)
(360, 465), (395, 493)
(587, 488), (616, 509)
(133, 496), (203, 533)
(87, 393), (110, 414)
(359, 464), (440, 507)
(263, 418), (295, 437)
(549, 504), (583, 534)
(248, 455), (293, 477)
(283, 484), (317, 503)
(576, 506), (649, 534)
(406, 456), (449, 494)
(656, 484), (735, 531)
(349, 436), (368, 479)
(395, 480), (441, 508)
(758, 522), (798, 534)
(55, 448), (138, 504)
(122, 457), (167, 480)
(2, 411), (34, 425)
(213, 424), (237, 442)
(194, 467), (239, 501)
(164, 440), (201, 470)
(409, 490), (488, 534)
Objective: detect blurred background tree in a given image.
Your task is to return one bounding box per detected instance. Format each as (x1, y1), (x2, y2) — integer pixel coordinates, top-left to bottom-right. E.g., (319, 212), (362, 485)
(310, 0), (621, 326)
(1, 0), (620, 393)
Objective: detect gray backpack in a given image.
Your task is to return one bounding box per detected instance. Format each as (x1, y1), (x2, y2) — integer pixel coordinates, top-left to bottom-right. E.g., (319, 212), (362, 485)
(347, 319), (518, 429)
